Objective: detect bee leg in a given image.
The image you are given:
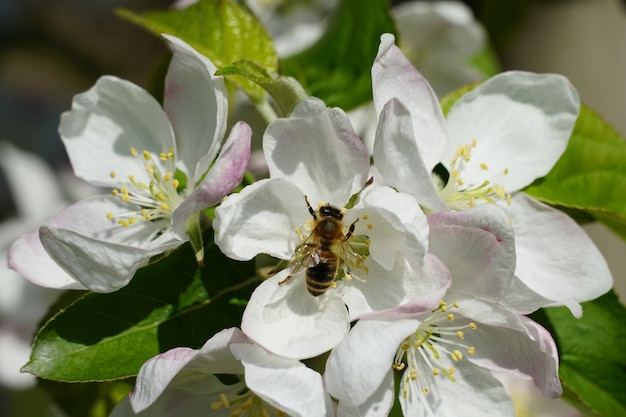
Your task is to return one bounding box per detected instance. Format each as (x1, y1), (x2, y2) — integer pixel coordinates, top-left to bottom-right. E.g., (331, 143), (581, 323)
(344, 218), (359, 241)
(278, 274), (294, 285)
(304, 195), (317, 220)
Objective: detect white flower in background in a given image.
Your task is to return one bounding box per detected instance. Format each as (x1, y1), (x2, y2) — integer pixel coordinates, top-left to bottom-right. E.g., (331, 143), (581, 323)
(326, 209), (561, 417)
(109, 328), (334, 417)
(0, 141), (66, 389)
(350, 0), (490, 152)
(372, 33), (612, 317)
(8, 35), (252, 293)
(214, 97), (449, 359)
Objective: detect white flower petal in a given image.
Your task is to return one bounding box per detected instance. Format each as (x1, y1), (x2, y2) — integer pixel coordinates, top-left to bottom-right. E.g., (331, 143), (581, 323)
(8, 230), (84, 290)
(427, 205), (516, 303)
(445, 71), (580, 192)
(131, 328), (246, 413)
(400, 359), (514, 417)
(162, 34), (228, 182)
(231, 343), (334, 417)
(373, 99), (448, 211)
(59, 76), (176, 187)
(336, 371), (395, 417)
(241, 272), (349, 359)
(213, 178), (310, 261)
(509, 193), (612, 317)
(171, 122), (251, 239)
(326, 318), (417, 405)
(0, 330), (37, 389)
(263, 97), (370, 206)
(372, 33), (448, 172)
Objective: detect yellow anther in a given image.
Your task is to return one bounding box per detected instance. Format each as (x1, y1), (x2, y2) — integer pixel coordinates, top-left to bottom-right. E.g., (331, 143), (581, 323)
(451, 350), (463, 361)
(330, 282), (337, 288)
(130, 147), (138, 157)
(294, 227), (302, 234)
(480, 163), (488, 170)
(503, 167), (509, 175)
(446, 313), (454, 321)
(457, 331), (464, 339)
(143, 150), (151, 160)
(441, 305), (447, 313)
(422, 387), (429, 394)
(164, 172), (172, 181)
(408, 369), (418, 380)
(340, 207), (347, 214)
(128, 217), (136, 225)
(393, 362), (406, 370)
(367, 223), (373, 230)
(128, 175), (136, 184)
(160, 203), (169, 211)
(362, 214), (369, 220)
(471, 138), (477, 147)
(106, 212), (114, 220)
(112, 189), (119, 196)
(468, 347), (475, 355)
(365, 239), (371, 247)
(110, 171), (116, 178)
(345, 272), (352, 281)
(146, 164), (155, 174)
(122, 194), (130, 202)
(449, 367), (456, 375)
(172, 179), (179, 188)
(401, 342), (410, 351)
(159, 152), (168, 161)
(157, 192), (166, 201)
(506, 193), (512, 206)
(433, 368), (440, 376)
(451, 169), (459, 178)
(439, 300), (447, 307)
(469, 322), (477, 329)
(452, 302), (459, 308)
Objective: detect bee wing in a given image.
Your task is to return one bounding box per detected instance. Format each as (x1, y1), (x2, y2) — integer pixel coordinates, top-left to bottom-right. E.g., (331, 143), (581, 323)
(286, 232), (322, 275)
(335, 240), (368, 282)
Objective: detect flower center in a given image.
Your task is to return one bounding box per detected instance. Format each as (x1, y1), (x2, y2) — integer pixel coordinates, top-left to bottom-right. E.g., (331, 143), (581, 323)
(435, 139), (511, 210)
(211, 389), (287, 417)
(106, 147), (185, 227)
(392, 300), (477, 398)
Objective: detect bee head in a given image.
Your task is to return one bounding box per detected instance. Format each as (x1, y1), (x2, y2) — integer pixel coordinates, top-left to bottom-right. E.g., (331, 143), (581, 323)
(319, 204), (343, 220)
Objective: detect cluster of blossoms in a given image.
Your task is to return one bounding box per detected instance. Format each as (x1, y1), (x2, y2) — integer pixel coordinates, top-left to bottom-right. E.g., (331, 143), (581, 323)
(6, 13), (612, 417)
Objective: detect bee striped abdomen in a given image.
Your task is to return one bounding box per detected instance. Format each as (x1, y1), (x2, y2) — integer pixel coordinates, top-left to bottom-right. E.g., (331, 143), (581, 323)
(305, 248), (338, 296)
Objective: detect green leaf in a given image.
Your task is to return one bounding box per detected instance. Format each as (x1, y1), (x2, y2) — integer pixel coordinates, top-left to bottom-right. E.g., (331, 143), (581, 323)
(24, 233), (259, 382)
(525, 106), (626, 241)
(281, 0), (396, 110)
(532, 291), (626, 416)
(117, 0), (278, 102)
(217, 60), (308, 117)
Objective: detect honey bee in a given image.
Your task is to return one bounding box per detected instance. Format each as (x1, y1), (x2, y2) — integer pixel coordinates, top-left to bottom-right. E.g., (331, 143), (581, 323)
(279, 196), (368, 296)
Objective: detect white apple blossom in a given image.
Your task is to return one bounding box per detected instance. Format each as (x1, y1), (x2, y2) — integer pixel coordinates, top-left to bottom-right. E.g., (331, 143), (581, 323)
(325, 209), (561, 417)
(214, 97), (449, 359)
(109, 328), (334, 417)
(371, 33), (612, 317)
(8, 35), (252, 293)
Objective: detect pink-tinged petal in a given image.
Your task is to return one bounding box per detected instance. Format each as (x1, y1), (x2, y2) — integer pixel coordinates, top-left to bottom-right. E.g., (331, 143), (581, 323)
(510, 193), (612, 317)
(59, 76), (176, 188)
(454, 298), (561, 398)
(241, 272), (349, 359)
(372, 33), (448, 172)
(445, 71), (580, 192)
(213, 178), (310, 261)
(171, 122), (251, 240)
(325, 319), (417, 406)
(231, 343), (334, 417)
(263, 97), (370, 207)
(400, 359), (514, 417)
(8, 230), (84, 290)
(427, 205), (516, 302)
(131, 328), (246, 413)
(162, 35), (228, 182)
(373, 98), (448, 212)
